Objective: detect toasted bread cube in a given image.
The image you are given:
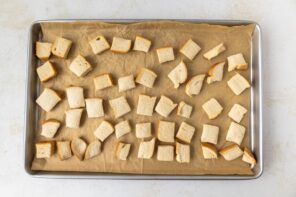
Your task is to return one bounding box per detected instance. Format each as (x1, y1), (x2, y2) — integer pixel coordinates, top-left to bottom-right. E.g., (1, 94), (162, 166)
(168, 61), (188, 88)
(138, 138), (156, 159)
(94, 120), (114, 142)
(201, 124), (219, 145)
(202, 98), (223, 119)
(180, 39), (201, 60)
(85, 98), (104, 118)
(111, 37), (131, 53)
(227, 53), (248, 71)
(201, 143), (218, 159)
(85, 140), (102, 160)
(228, 104), (247, 123)
(226, 122), (246, 145)
(36, 61), (57, 82)
(176, 122), (195, 143)
(177, 101), (193, 118)
(207, 62), (225, 84)
(69, 55), (92, 77)
(116, 142), (131, 160)
(155, 95), (177, 117)
(220, 144), (243, 161)
(227, 73), (250, 95)
(242, 147), (256, 168)
(157, 121), (175, 143)
(136, 122), (152, 138)
(71, 137), (87, 160)
(115, 120), (131, 138)
(135, 68), (157, 88)
(89, 35), (110, 54)
(136, 94), (157, 116)
(118, 74), (136, 92)
(93, 74), (113, 91)
(36, 88), (61, 112)
(157, 145), (174, 161)
(156, 47), (174, 63)
(35, 142), (54, 159)
(203, 43), (226, 60)
(57, 141), (72, 160)
(36, 42), (52, 60)
(185, 74), (205, 97)
(51, 37), (72, 58)
(133, 36), (151, 52)
(109, 96), (131, 118)
(65, 108), (83, 129)
(66, 86), (85, 108)
(41, 119), (61, 138)
(176, 142), (190, 163)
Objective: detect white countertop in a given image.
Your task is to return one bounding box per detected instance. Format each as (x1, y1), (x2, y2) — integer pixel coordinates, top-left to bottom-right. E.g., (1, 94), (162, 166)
(1, 0), (296, 196)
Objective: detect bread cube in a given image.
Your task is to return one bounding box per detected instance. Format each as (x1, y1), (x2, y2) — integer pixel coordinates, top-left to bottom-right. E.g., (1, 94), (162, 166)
(135, 68), (157, 88)
(176, 142), (190, 163)
(227, 73), (250, 95)
(66, 86), (85, 108)
(133, 36), (151, 52)
(57, 141), (72, 160)
(35, 142), (54, 159)
(203, 43), (226, 60)
(207, 62), (225, 84)
(157, 145), (174, 161)
(227, 53), (248, 71)
(36, 61), (57, 82)
(65, 108), (83, 129)
(111, 37), (131, 53)
(51, 37), (72, 58)
(185, 74), (205, 97)
(136, 94), (157, 116)
(226, 122), (246, 145)
(36, 42), (52, 60)
(118, 74), (136, 92)
(157, 121), (175, 143)
(115, 120), (131, 138)
(36, 88), (61, 112)
(85, 98), (104, 118)
(155, 95), (177, 117)
(94, 120), (114, 142)
(109, 96), (131, 118)
(201, 143), (218, 159)
(138, 138), (156, 159)
(69, 55), (92, 77)
(168, 61), (188, 88)
(93, 74), (113, 91)
(179, 39), (201, 60)
(136, 122), (152, 138)
(41, 119), (61, 138)
(71, 137), (87, 160)
(201, 124), (219, 145)
(242, 147), (256, 168)
(156, 47), (174, 63)
(176, 122), (195, 143)
(220, 144), (243, 161)
(89, 35), (110, 54)
(202, 98), (223, 119)
(228, 104), (247, 123)
(116, 143), (131, 160)
(85, 140), (102, 160)
(177, 101), (193, 118)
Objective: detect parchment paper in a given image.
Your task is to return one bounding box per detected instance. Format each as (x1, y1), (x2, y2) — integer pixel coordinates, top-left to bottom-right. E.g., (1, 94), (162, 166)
(31, 21), (255, 175)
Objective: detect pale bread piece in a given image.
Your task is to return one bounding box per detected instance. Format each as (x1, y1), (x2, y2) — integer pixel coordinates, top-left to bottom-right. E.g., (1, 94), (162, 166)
(168, 61), (188, 88)
(227, 73), (250, 95)
(220, 144), (243, 161)
(36, 88), (61, 112)
(85, 98), (104, 118)
(227, 53), (248, 71)
(158, 121), (175, 143)
(242, 147), (256, 168)
(179, 39), (201, 60)
(136, 122), (152, 139)
(94, 120), (114, 142)
(201, 124), (219, 145)
(65, 108), (83, 129)
(36, 61), (57, 82)
(51, 37), (72, 58)
(57, 141), (72, 160)
(155, 95), (177, 117)
(176, 142), (190, 163)
(203, 43), (226, 60)
(135, 68), (157, 88)
(185, 74), (206, 97)
(118, 74), (136, 92)
(71, 137), (87, 161)
(226, 122), (246, 145)
(116, 142), (131, 160)
(89, 35), (110, 54)
(133, 36), (151, 52)
(136, 94), (157, 116)
(41, 119), (61, 138)
(66, 86), (85, 108)
(156, 47), (175, 63)
(138, 138), (156, 159)
(201, 143), (218, 159)
(111, 37), (131, 53)
(176, 122), (195, 143)
(228, 104), (247, 123)
(202, 98), (223, 119)
(35, 142), (54, 159)
(115, 120), (131, 138)
(207, 62), (225, 84)
(36, 42), (52, 60)
(85, 140), (102, 160)
(69, 55), (92, 77)
(109, 96), (131, 118)
(177, 101), (193, 118)
(93, 74), (113, 91)
(157, 145), (174, 161)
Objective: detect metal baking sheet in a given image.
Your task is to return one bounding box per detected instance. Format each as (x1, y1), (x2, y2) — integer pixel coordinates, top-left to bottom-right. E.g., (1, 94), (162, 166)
(24, 19), (263, 179)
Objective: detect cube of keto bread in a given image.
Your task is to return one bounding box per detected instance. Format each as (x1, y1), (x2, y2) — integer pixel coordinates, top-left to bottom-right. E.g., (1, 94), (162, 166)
(41, 119), (61, 138)
(202, 98), (223, 119)
(36, 42), (52, 60)
(168, 61), (188, 88)
(201, 143), (218, 159)
(36, 61), (57, 82)
(138, 138), (156, 159)
(136, 94), (157, 116)
(203, 43), (226, 60)
(242, 147), (256, 168)
(71, 137), (87, 161)
(85, 98), (104, 118)
(93, 74), (113, 91)
(220, 144), (243, 161)
(227, 53), (248, 71)
(176, 142), (190, 163)
(89, 35), (110, 54)
(36, 88), (61, 112)
(111, 37), (131, 53)
(116, 142), (131, 160)
(115, 120), (131, 138)
(94, 120), (114, 142)
(157, 121), (175, 143)
(65, 108), (83, 129)
(185, 74), (206, 97)
(228, 104), (247, 123)
(51, 37), (72, 58)
(66, 86), (85, 108)
(133, 36), (151, 52)
(57, 141), (72, 160)
(226, 122), (246, 145)
(85, 140), (102, 160)
(156, 47), (175, 63)
(69, 55), (92, 77)
(118, 74), (136, 92)
(201, 124), (219, 145)
(179, 39), (201, 60)
(206, 61), (225, 84)
(157, 145), (174, 161)
(35, 142), (54, 159)
(155, 95), (177, 117)
(109, 96), (131, 118)
(135, 68), (157, 88)
(177, 101), (193, 118)
(136, 122), (152, 138)
(227, 73), (250, 95)
(176, 122), (195, 143)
